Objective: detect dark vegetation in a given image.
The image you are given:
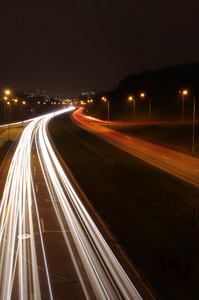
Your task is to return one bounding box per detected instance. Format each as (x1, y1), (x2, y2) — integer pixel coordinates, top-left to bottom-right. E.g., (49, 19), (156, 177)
(49, 113), (199, 300)
(88, 63), (199, 122)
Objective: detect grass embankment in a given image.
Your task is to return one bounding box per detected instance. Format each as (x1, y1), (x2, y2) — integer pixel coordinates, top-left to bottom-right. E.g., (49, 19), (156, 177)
(110, 122), (199, 156)
(0, 140), (13, 166)
(49, 114), (199, 300)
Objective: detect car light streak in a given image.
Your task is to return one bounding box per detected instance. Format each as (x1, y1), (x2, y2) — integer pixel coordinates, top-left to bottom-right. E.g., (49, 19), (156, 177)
(0, 106), (142, 299)
(0, 109), (75, 299)
(0, 114), (54, 299)
(34, 112), (142, 299)
(72, 108), (199, 187)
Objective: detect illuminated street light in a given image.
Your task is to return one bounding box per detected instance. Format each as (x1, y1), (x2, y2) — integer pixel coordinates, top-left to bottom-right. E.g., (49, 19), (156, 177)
(140, 92), (152, 134)
(180, 89), (188, 121)
(5, 90), (10, 95)
(6, 101), (11, 141)
(179, 90), (195, 153)
(128, 95), (135, 122)
(20, 101), (26, 123)
(102, 97), (109, 125)
(4, 90), (11, 140)
(87, 99), (94, 113)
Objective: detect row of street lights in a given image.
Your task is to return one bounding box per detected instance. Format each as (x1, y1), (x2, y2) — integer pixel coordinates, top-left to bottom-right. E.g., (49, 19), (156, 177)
(2, 89), (27, 140)
(101, 90), (196, 153)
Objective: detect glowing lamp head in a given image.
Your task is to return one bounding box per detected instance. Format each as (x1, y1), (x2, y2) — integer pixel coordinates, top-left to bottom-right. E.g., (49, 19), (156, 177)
(140, 93), (145, 98)
(5, 90), (10, 95)
(128, 96), (133, 101)
(183, 90), (188, 95)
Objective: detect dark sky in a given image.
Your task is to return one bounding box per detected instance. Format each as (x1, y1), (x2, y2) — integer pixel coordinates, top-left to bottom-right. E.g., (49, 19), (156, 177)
(0, 0), (199, 98)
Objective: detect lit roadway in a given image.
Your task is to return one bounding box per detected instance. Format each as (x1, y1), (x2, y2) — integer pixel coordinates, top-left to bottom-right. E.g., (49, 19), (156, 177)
(73, 107), (199, 188)
(0, 108), (146, 299)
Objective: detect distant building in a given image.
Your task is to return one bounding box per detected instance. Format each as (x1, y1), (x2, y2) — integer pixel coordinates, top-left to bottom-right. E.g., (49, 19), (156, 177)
(81, 90), (96, 99)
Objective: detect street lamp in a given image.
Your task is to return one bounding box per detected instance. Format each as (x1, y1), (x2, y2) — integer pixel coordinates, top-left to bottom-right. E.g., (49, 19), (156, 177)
(102, 97), (109, 125)
(128, 96), (135, 122)
(4, 89), (11, 140)
(180, 90), (196, 153)
(87, 99), (94, 114)
(20, 101), (26, 123)
(192, 94), (196, 154)
(140, 92), (152, 134)
(5, 90), (10, 96)
(7, 101), (11, 141)
(180, 90), (188, 121)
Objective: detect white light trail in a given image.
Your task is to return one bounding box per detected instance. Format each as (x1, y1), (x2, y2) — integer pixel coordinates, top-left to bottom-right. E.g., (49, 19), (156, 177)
(0, 106), (142, 299)
(35, 112), (142, 299)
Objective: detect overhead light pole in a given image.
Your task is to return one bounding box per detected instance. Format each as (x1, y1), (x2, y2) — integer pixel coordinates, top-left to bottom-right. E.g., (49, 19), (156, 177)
(192, 94), (196, 154)
(179, 90), (196, 153)
(180, 90), (188, 121)
(102, 97), (109, 125)
(128, 96), (135, 122)
(140, 92), (152, 134)
(7, 101), (11, 141)
(4, 90), (11, 140)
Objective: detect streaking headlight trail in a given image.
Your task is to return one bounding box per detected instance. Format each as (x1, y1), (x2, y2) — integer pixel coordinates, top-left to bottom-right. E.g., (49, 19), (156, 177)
(0, 107), (142, 299)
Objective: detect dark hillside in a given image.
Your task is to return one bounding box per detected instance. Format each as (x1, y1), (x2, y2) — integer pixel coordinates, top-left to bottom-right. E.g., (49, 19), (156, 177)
(93, 63), (199, 122)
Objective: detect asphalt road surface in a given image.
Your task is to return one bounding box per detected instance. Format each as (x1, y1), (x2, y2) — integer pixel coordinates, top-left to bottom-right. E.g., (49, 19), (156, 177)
(0, 108), (150, 299)
(73, 107), (199, 188)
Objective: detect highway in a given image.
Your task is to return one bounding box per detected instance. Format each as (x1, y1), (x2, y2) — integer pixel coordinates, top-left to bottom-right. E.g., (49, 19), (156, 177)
(72, 107), (199, 188)
(0, 108), (144, 299)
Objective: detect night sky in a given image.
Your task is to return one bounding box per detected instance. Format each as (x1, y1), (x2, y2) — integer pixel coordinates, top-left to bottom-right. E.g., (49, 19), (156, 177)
(0, 0), (199, 97)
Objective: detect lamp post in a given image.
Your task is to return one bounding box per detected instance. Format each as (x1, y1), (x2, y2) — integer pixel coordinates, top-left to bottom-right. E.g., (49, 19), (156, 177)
(180, 90), (196, 153)
(180, 90), (188, 121)
(87, 99), (94, 114)
(4, 90), (11, 140)
(192, 94), (196, 154)
(140, 92), (152, 134)
(7, 101), (11, 141)
(20, 101), (26, 123)
(128, 96), (135, 122)
(102, 97), (109, 125)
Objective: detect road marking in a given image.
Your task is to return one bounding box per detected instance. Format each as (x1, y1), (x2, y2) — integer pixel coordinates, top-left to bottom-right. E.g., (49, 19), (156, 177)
(194, 169), (199, 172)
(34, 166), (36, 175)
(162, 156), (169, 160)
(36, 185), (38, 192)
(33, 155), (35, 158)
(41, 218), (45, 233)
(125, 136), (132, 139)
